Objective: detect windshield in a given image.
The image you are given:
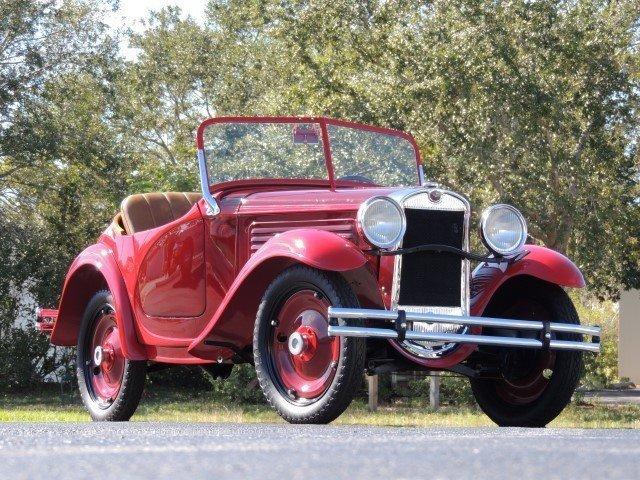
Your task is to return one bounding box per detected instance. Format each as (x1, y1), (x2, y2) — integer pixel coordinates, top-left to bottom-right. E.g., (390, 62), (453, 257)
(198, 117), (420, 188)
(327, 124), (419, 186)
(202, 121), (327, 184)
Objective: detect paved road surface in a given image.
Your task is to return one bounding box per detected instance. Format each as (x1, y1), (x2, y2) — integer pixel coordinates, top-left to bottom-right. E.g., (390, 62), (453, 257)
(0, 423), (638, 479)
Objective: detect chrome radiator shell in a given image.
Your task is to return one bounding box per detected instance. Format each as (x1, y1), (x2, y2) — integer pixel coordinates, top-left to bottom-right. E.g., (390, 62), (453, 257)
(386, 188), (471, 359)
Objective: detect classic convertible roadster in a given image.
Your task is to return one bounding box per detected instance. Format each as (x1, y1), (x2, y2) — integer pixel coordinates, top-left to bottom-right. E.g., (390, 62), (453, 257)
(38, 116), (600, 426)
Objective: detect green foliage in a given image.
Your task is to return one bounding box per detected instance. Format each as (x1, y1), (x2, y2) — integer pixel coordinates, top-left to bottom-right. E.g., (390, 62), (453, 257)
(577, 296), (621, 389)
(0, 0), (126, 388)
(583, 334), (620, 390)
(405, 375), (476, 406)
(370, 372), (473, 406)
(0, 0), (637, 391)
(0, 328), (53, 390)
(204, 364), (265, 404)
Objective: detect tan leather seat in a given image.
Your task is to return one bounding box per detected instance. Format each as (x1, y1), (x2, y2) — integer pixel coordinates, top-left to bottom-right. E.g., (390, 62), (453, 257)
(120, 192), (202, 234)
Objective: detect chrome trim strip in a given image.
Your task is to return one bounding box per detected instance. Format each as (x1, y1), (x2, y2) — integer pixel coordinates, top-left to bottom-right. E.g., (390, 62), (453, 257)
(197, 148), (221, 216)
(550, 323), (601, 335)
(328, 307), (601, 336)
(327, 325), (600, 353)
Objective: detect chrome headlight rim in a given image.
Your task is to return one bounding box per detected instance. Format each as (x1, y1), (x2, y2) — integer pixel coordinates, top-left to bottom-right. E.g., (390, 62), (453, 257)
(479, 204), (528, 256)
(357, 196), (406, 249)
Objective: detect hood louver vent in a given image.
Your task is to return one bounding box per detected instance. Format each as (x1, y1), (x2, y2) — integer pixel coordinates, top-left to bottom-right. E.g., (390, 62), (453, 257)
(249, 219), (356, 254)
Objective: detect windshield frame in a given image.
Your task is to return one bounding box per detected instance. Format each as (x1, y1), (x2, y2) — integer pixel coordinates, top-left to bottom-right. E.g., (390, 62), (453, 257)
(195, 116), (424, 213)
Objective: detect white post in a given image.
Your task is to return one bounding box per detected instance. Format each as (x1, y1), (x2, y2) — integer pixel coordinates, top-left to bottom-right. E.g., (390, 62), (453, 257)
(430, 372), (441, 410)
(367, 374), (379, 411)
(619, 290), (640, 384)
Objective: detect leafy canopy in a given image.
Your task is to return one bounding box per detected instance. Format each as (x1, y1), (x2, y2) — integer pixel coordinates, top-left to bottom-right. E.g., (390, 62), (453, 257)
(1, 0), (639, 389)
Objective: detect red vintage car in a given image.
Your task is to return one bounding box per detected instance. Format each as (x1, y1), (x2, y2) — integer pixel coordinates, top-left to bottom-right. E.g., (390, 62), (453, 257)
(38, 116), (600, 426)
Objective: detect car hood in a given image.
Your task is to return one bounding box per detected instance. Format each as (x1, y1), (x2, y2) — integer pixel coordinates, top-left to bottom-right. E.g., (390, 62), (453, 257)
(236, 186), (403, 214)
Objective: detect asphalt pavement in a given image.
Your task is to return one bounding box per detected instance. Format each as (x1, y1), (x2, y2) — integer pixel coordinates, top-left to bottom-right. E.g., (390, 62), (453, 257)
(0, 423), (638, 480)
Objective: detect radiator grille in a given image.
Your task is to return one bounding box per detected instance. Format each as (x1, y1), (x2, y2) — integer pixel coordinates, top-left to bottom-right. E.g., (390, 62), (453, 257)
(398, 209), (465, 307)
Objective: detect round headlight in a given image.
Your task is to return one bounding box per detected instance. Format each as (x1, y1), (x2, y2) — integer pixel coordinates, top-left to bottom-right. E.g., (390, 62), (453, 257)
(480, 204), (527, 255)
(357, 197), (406, 249)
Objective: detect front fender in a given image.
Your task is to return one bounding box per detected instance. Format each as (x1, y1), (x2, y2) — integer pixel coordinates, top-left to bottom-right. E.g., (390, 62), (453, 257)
(51, 243), (147, 360)
(471, 244), (585, 316)
(188, 229), (368, 355)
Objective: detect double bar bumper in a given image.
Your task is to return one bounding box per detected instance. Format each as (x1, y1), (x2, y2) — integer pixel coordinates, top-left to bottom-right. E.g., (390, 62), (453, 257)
(327, 307), (600, 353)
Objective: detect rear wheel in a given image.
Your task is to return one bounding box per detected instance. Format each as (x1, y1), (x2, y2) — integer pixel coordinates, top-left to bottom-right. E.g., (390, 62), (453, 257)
(76, 290), (146, 421)
(470, 283), (583, 427)
(253, 266), (365, 424)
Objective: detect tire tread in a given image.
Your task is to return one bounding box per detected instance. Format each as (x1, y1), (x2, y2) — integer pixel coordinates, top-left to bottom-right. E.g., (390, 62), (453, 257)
(76, 290), (146, 422)
(253, 266), (365, 424)
(470, 283), (583, 427)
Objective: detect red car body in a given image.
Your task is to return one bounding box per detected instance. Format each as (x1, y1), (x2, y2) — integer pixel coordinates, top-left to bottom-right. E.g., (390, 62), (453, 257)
(47, 179), (586, 366)
(39, 116), (598, 425)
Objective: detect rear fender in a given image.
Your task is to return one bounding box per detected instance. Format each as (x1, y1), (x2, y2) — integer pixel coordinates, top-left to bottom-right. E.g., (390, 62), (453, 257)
(188, 229), (368, 356)
(51, 244), (147, 360)
(471, 244), (585, 316)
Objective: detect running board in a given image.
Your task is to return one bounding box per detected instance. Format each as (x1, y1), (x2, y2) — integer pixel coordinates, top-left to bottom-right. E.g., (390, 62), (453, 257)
(327, 307), (600, 353)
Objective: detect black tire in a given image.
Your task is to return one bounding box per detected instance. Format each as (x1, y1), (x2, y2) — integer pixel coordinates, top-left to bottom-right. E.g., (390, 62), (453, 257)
(470, 283), (583, 427)
(253, 266), (366, 424)
(76, 290), (146, 421)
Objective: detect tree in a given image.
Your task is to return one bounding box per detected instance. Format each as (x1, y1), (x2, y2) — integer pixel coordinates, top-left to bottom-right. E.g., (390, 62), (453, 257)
(116, 7), (214, 192)
(116, 5), (284, 191)
(0, 0), (126, 388)
(203, 0), (640, 298)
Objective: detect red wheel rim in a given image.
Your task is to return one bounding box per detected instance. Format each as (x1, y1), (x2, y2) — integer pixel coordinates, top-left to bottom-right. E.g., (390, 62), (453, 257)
(87, 308), (125, 406)
(493, 300), (556, 405)
(269, 289), (339, 401)
(495, 350), (556, 405)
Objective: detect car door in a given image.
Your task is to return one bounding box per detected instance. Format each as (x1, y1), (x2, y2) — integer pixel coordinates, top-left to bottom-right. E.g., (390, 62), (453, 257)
(137, 217), (206, 318)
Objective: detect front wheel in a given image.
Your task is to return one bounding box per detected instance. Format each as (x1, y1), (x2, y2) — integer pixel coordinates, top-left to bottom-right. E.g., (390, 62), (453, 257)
(253, 266), (365, 424)
(76, 290), (146, 421)
(470, 283), (583, 427)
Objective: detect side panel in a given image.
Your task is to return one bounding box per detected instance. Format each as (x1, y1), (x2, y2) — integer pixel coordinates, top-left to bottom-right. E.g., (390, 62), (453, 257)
(51, 243), (147, 360)
(137, 218), (206, 317)
(188, 229), (368, 357)
(114, 204), (209, 346)
(471, 244), (585, 316)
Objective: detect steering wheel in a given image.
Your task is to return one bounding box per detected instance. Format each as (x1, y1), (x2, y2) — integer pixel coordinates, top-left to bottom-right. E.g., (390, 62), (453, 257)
(338, 175), (376, 185)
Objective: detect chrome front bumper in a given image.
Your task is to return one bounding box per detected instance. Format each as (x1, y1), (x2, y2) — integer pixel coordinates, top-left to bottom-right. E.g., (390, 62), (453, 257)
(327, 307), (601, 353)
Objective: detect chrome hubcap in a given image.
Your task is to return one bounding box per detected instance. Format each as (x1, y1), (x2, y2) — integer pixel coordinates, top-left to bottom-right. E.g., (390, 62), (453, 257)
(288, 331), (305, 356)
(93, 346), (103, 366)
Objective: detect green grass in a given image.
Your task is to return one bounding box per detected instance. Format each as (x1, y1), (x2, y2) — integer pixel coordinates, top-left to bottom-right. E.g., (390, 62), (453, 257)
(2, 388), (639, 428)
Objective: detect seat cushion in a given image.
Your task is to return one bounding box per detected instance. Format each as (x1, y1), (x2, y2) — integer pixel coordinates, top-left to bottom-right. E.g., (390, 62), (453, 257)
(120, 192), (202, 234)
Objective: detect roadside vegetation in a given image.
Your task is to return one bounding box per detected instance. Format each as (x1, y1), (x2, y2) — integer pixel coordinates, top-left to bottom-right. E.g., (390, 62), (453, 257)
(0, 0), (638, 411)
(3, 387), (639, 429)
